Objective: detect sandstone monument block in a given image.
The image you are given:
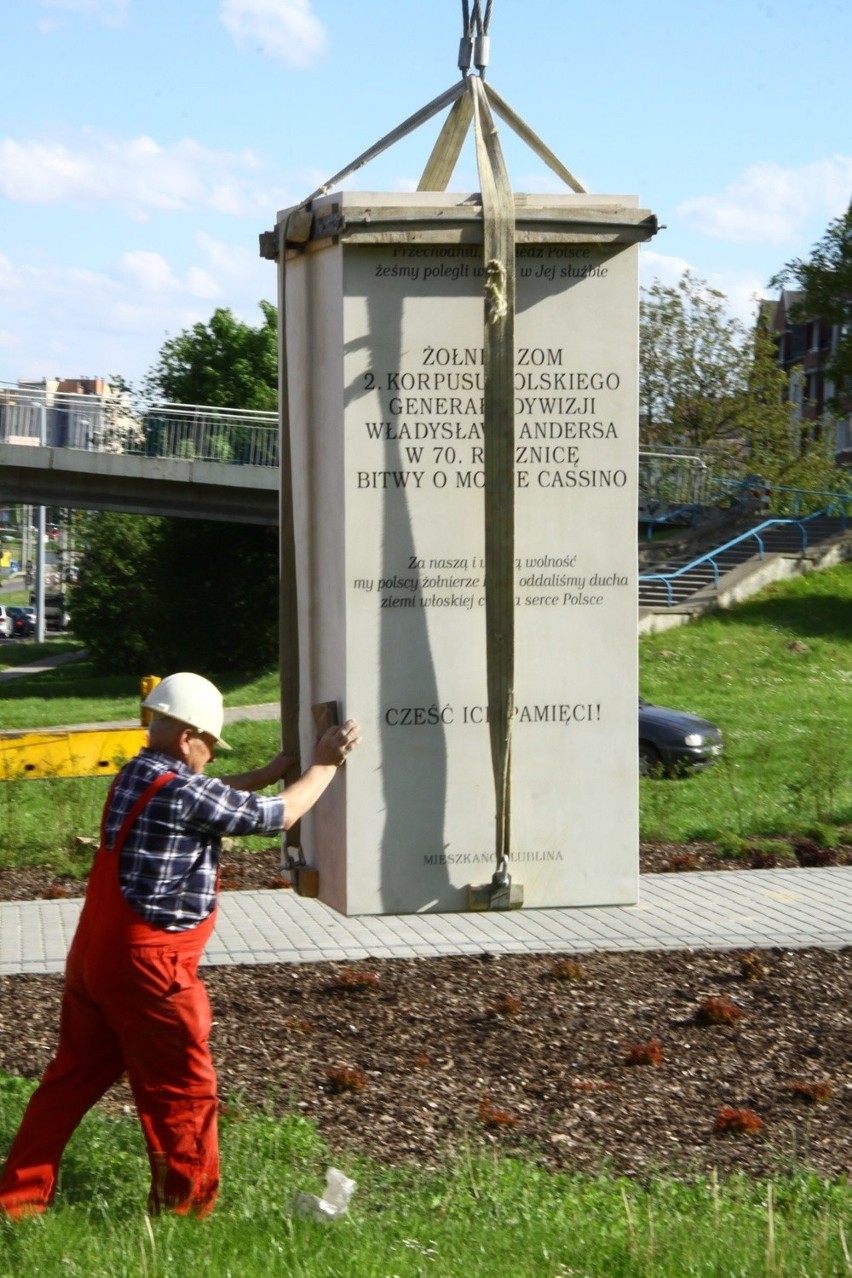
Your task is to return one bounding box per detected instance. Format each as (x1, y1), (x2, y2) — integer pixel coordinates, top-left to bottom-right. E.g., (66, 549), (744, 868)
(276, 191), (657, 914)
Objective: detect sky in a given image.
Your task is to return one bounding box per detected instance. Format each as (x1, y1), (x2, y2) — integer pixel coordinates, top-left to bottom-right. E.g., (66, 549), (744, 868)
(1, 0), (851, 393)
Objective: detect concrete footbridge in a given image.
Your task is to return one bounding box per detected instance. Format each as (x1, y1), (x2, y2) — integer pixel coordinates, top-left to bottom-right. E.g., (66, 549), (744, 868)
(0, 395), (278, 526)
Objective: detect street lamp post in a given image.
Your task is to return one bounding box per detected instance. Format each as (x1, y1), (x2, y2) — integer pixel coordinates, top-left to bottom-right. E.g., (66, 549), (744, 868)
(34, 400), (46, 644)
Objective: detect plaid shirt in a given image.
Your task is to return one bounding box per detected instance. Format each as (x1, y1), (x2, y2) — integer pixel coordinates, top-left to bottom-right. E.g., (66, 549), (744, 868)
(104, 748), (286, 932)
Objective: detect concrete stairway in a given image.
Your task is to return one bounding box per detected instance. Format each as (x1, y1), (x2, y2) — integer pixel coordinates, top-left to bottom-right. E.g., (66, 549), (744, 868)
(638, 513), (851, 632)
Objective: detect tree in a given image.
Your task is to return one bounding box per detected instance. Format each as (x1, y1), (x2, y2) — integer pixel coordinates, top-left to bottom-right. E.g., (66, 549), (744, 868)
(640, 271), (837, 491)
(770, 206), (852, 408)
(71, 513), (165, 672)
(75, 304), (281, 676)
(640, 272), (751, 456)
(144, 303), (278, 409)
(149, 519), (279, 674)
(745, 320), (837, 495)
(147, 302), (280, 672)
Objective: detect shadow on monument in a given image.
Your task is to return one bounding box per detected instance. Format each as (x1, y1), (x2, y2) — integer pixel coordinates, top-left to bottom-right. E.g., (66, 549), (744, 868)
(349, 283), (454, 911)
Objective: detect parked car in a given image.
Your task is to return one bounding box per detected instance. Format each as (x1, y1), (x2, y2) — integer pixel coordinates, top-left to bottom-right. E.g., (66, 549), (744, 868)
(9, 606), (35, 638)
(639, 698), (723, 777)
(0, 606), (12, 638)
(31, 591), (71, 631)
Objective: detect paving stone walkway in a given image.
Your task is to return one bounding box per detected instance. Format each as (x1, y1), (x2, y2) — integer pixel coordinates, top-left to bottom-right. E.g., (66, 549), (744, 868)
(1, 866), (850, 976)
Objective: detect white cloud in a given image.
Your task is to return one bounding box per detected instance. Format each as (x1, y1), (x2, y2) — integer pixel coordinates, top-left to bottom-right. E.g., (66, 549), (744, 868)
(220, 0), (327, 68)
(116, 244), (234, 303)
(39, 0), (128, 28)
(640, 248), (765, 325)
(677, 156), (852, 245)
(117, 251), (183, 294)
(639, 248), (693, 292)
(0, 232), (274, 386)
(0, 131), (274, 219)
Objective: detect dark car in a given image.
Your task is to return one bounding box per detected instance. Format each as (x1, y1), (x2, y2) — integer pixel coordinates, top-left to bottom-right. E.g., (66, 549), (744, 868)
(10, 608), (35, 638)
(639, 698), (723, 777)
(6, 603), (34, 633)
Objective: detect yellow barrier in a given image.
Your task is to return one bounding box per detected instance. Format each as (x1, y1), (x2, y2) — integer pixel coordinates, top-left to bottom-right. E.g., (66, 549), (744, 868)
(140, 674), (161, 726)
(0, 727), (148, 781)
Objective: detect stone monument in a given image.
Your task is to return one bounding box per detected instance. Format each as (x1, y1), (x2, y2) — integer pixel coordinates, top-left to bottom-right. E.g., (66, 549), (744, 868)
(266, 188), (658, 915)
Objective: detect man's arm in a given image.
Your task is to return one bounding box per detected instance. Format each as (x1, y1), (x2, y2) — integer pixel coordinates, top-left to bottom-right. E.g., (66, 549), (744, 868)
(220, 752), (296, 793)
(220, 720), (362, 823)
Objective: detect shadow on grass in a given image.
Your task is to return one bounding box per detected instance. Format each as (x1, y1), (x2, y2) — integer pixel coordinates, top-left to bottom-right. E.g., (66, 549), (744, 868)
(714, 591), (852, 643)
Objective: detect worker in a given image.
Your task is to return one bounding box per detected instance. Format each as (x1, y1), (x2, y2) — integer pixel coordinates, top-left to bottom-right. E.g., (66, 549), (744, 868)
(0, 672), (361, 1220)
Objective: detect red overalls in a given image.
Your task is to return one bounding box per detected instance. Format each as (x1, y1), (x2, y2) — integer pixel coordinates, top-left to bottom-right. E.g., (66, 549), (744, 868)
(0, 771), (220, 1218)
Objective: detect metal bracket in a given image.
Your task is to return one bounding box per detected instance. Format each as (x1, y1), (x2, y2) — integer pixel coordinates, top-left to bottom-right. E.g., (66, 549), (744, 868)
(284, 850), (320, 898)
(468, 870), (524, 911)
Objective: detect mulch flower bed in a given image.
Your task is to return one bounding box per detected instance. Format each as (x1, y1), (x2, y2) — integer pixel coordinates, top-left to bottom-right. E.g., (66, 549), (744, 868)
(0, 844), (850, 1180)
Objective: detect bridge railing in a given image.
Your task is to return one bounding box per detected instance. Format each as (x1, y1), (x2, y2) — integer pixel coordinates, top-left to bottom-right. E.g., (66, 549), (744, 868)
(133, 405), (279, 467)
(0, 389), (279, 467)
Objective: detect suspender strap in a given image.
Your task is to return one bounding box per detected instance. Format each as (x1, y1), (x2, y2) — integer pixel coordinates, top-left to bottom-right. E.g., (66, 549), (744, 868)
(101, 771), (177, 857)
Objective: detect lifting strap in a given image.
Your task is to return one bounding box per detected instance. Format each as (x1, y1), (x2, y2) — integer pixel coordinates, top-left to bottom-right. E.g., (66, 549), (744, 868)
(277, 212), (304, 858)
(469, 74), (516, 876)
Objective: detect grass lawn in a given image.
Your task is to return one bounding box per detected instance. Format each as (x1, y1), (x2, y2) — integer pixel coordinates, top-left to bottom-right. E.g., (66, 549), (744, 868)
(1, 564), (851, 863)
(639, 562), (852, 842)
(1, 1074), (850, 1277)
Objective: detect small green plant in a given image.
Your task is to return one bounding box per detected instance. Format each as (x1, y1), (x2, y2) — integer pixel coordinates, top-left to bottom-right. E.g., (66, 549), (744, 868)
(638, 766), (679, 841)
(713, 832), (747, 861)
(204, 432), (235, 463)
(802, 822), (841, 849)
(784, 753), (847, 826)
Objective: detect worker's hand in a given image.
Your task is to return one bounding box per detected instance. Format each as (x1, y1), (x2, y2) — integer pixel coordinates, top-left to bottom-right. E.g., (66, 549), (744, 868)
(313, 718), (362, 769)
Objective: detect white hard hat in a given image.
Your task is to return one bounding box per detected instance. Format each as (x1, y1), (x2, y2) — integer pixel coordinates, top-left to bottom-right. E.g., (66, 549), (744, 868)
(142, 672), (231, 749)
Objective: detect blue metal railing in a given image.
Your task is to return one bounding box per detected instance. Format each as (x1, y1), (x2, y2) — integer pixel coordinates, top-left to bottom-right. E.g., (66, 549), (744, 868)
(714, 478), (852, 520)
(638, 506), (849, 607)
(757, 484), (852, 521)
